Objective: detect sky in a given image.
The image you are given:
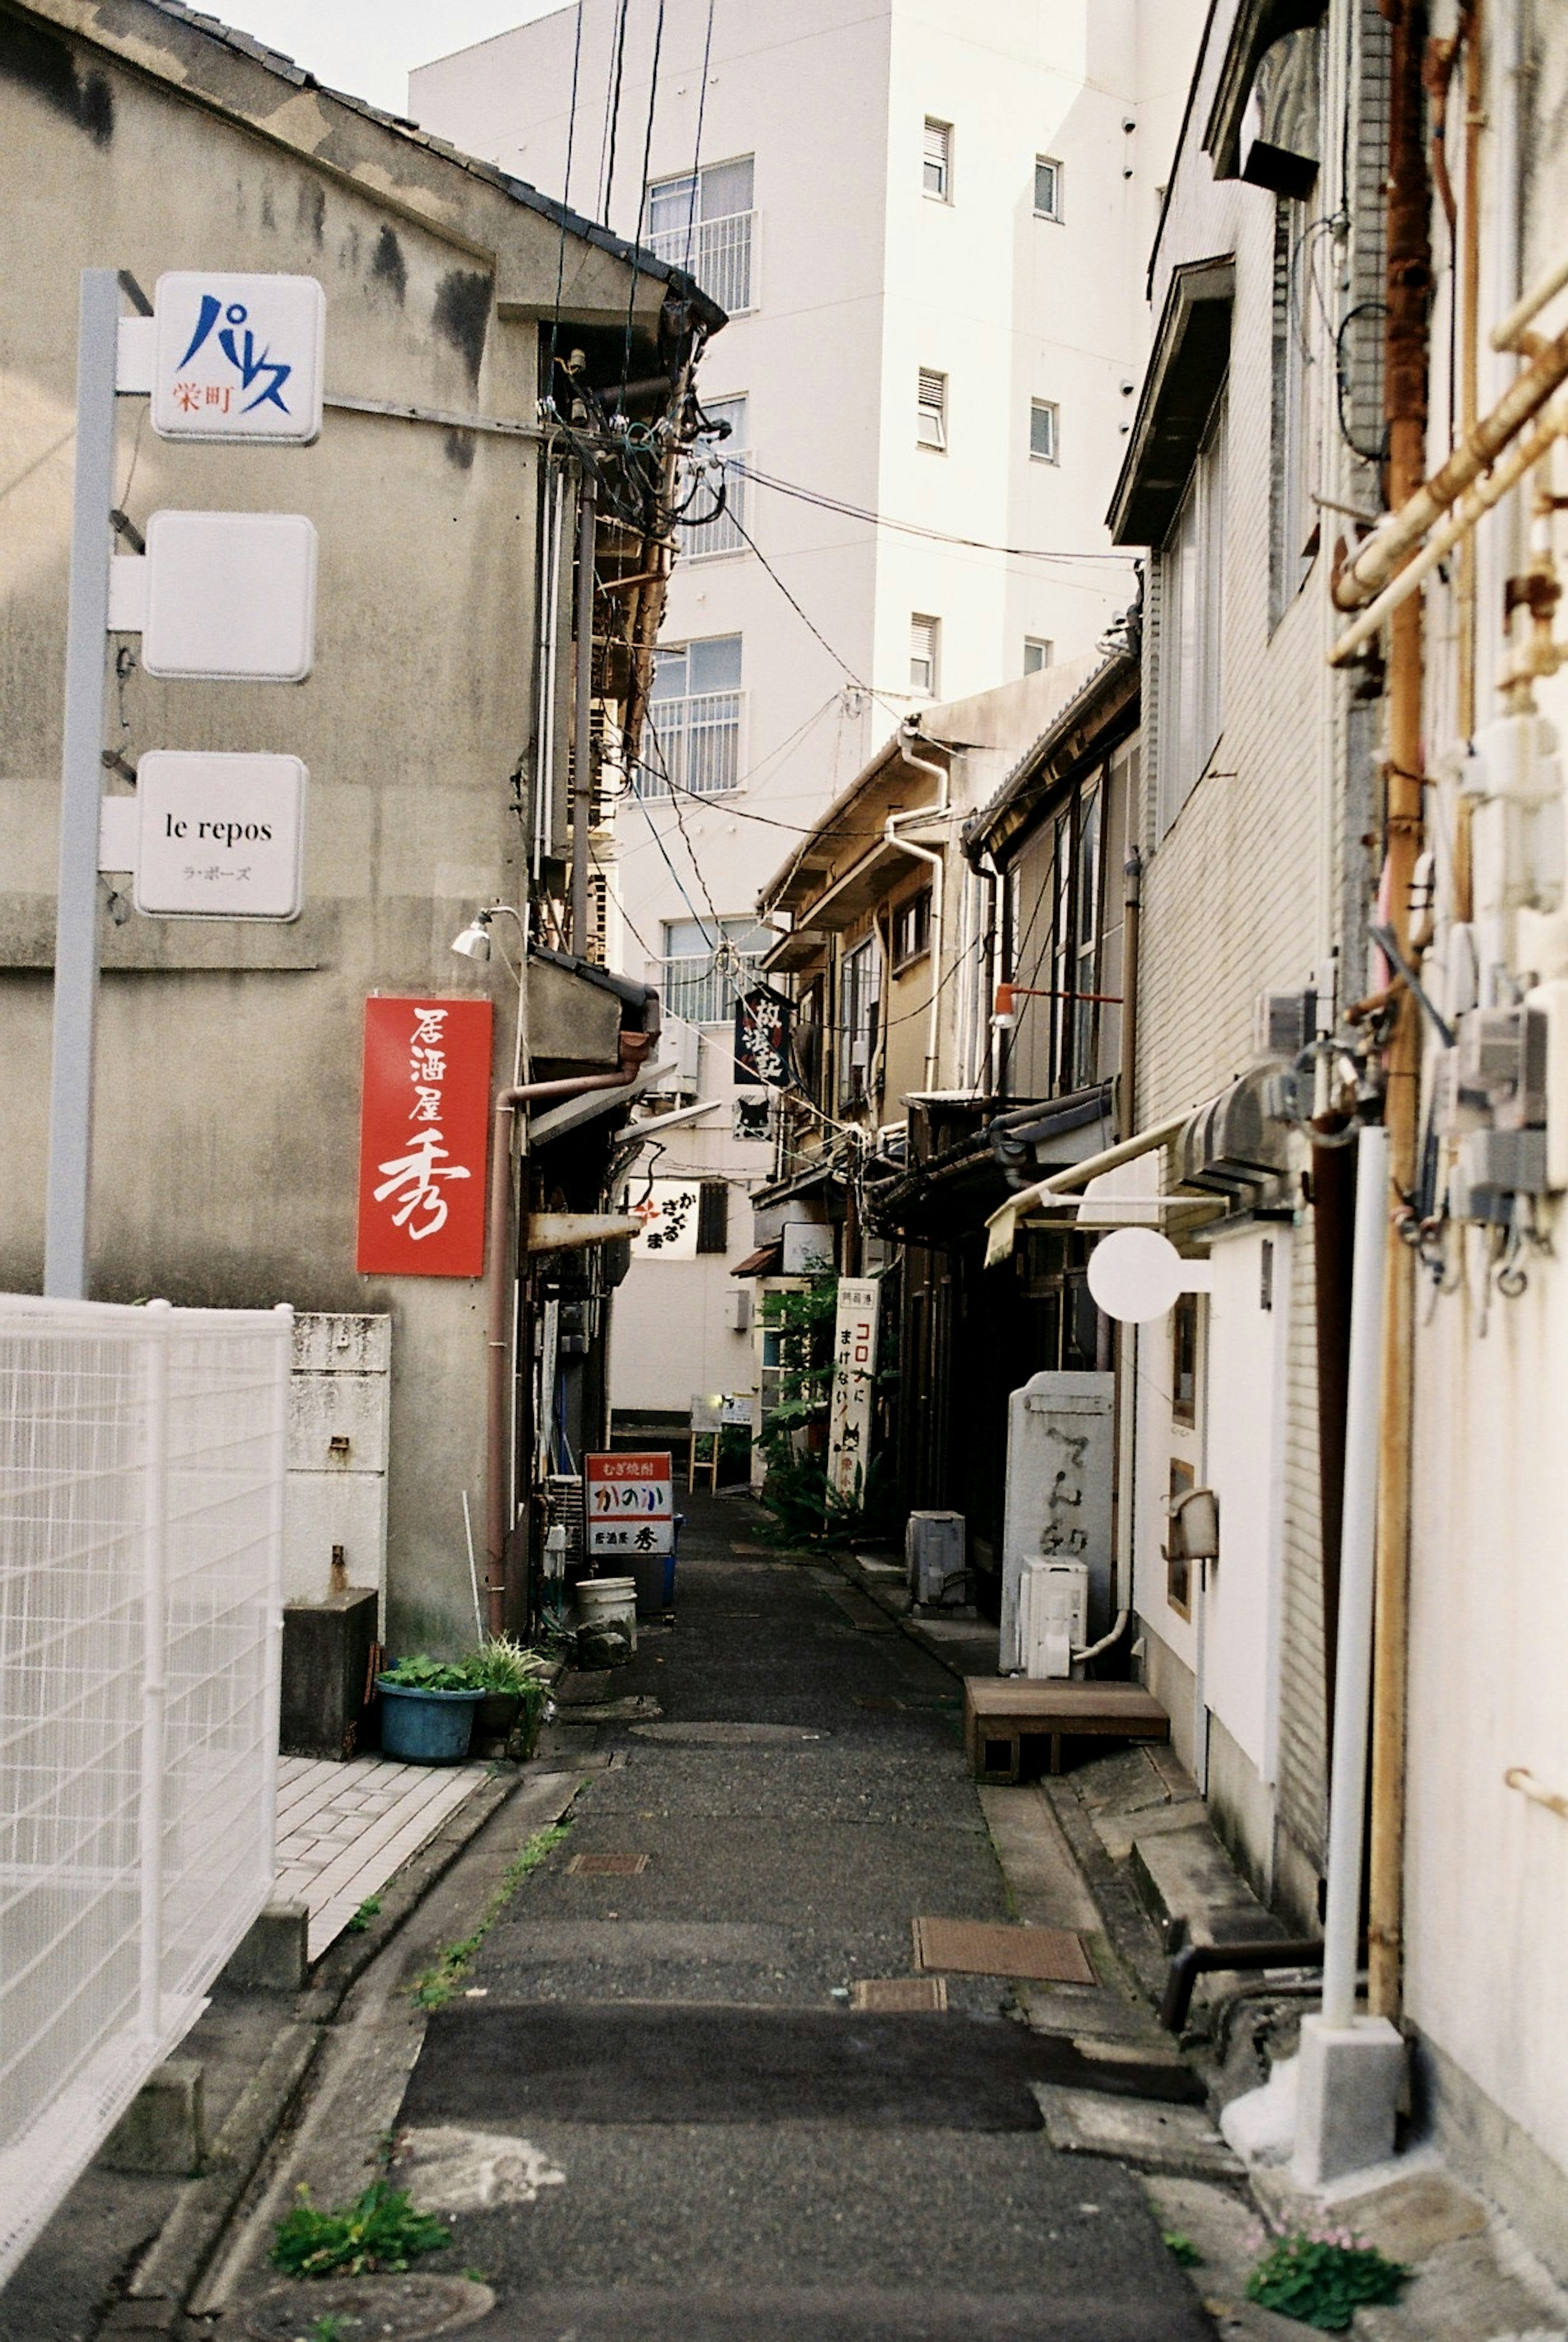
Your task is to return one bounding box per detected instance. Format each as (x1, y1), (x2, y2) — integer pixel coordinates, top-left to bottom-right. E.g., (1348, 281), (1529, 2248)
(204, 1), (562, 120)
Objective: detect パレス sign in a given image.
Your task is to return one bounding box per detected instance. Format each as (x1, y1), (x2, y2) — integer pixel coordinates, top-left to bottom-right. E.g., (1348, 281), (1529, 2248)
(585, 1451), (674, 1556)
(356, 997), (492, 1277)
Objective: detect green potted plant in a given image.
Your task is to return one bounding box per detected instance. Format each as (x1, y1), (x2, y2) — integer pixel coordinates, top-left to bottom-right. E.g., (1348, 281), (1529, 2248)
(376, 1655), (483, 1764)
(464, 1637), (552, 1755)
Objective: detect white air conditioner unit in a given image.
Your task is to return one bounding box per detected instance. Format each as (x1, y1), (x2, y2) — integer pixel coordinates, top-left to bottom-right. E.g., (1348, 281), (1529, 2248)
(1018, 1557), (1088, 1680)
(906, 1509), (966, 1606)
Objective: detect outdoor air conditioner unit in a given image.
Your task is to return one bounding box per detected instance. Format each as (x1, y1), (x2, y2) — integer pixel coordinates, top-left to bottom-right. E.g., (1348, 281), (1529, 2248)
(1018, 1558), (1089, 1680)
(906, 1509), (967, 1607)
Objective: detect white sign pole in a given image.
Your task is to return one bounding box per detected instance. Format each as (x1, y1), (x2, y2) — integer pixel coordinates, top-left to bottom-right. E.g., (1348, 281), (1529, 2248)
(826, 1277), (880, 1511)
(44, 270), (122, 1299)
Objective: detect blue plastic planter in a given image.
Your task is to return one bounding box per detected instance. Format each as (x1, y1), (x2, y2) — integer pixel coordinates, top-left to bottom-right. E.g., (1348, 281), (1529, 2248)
(376, 1678), (482, 1764)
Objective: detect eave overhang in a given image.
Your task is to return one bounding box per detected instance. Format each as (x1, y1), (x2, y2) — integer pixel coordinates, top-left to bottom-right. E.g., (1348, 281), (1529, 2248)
(1107, 257), (1234, 548)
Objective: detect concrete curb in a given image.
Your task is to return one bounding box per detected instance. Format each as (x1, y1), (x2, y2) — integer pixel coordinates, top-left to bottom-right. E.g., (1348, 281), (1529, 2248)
(106, 1766), (536, 2328)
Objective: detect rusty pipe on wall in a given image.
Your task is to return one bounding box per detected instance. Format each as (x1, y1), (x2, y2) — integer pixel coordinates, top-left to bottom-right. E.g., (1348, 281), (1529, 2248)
(485, 1028), (654, 1636)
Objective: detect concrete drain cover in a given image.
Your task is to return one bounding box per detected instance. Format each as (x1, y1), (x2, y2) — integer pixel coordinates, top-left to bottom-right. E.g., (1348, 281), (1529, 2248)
(567, 1852), (649, 1875)
(851, 1976), (948, 2012)
(629, 1721), (828, 1745)
(244, 2274), (494, 2340)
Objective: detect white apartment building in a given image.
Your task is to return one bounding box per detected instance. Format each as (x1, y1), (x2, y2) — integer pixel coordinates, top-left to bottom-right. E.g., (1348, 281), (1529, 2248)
(411, 0), (1205, 1427)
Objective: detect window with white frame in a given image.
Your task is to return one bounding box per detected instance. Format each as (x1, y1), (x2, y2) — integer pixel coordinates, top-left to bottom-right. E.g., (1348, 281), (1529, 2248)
(641, 634), (743, 797)
(1029, 399), (1059, 463)
(1024, 636), (1053, 675)
(648, 155), (756, 313)
(917, 368), (948, 450)
(659, 915), (770, 1026)
(922, 117), (951, 200)
(1157, 393), (1227, 831)
(1033, 156), (1063, 219)
(909, 614), (940, 695)
(893, 887), (932, 969)
(839, 932), (882, 1103)
(679, 393), (748, 558)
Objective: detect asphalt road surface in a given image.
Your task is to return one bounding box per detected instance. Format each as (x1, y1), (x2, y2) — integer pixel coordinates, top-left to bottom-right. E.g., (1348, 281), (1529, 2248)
(394, 1491), (1214, 2342)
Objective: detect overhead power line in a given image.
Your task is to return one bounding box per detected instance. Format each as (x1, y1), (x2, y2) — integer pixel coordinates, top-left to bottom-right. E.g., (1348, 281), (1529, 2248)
(733, 460), (1139, 567)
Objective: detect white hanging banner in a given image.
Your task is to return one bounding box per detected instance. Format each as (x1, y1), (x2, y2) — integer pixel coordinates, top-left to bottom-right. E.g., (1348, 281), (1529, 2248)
(150, 272), (325, 443)
(826, 1277), (879, 1509)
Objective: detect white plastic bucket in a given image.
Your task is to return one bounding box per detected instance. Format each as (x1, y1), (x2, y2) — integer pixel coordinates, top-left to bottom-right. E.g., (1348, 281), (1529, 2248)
(577, 1576), (637, 1656)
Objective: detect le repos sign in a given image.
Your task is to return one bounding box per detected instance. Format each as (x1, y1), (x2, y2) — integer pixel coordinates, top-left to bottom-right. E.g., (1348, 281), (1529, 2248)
(585, 1452), (674, 1557)
(150, 272), (325, 444)
(133, 753), (307, 920)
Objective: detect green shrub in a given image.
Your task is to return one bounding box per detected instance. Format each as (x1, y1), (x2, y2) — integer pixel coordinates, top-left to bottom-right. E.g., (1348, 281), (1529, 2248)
(1245, 2231), (1408, 2329)
(270, 2181), (450, 2277)
(463, 1637), (552, 1697)
(380, 1654), (472, 1692)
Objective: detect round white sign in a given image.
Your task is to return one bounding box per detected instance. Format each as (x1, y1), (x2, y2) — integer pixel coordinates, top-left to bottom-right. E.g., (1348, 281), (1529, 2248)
(1087, 1227), (1187, 1323)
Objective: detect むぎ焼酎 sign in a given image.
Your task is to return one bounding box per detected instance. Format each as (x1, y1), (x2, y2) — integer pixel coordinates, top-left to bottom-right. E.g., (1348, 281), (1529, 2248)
(356, 998), (492, 1277)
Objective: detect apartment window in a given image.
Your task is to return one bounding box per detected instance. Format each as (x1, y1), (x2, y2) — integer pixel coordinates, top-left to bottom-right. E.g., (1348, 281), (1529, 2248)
(839, 933), (882, 1104)
(1029, 399), (1059, 463)
(909, 614), (939, 695)
(1024, 637), (1053, 675)
(695, 1180), (729, 1254)
(648, 155), (755, 313)
(923, 117), (951, 200)
(659, 914), (769, 1025)
(1157, 393), (1227, 831)
(1033, 156), (1063, 220)
(917, 368), (948, 450)
(641, 634), (743, 797)
(679, 392), (748, 558)
(893, 887), (932, 969)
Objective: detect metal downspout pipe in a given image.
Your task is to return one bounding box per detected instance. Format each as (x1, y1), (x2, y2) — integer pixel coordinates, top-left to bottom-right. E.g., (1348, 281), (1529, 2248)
(570, 468), (597, 954)
(890, 721), (951, 1092)
(484, 1029), (653, 1636)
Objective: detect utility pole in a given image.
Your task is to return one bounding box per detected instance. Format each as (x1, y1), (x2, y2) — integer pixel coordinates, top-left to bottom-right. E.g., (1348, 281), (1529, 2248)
(1369, 0), (1432, 2024)
(44, 271), (121, 1299)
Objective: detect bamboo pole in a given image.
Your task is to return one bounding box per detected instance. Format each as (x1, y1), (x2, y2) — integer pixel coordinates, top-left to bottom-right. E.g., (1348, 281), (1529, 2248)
(1368, 0), (1431, 2028)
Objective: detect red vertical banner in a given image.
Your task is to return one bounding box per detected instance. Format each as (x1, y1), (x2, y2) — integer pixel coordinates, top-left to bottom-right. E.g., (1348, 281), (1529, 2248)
(356, 997), (493, 1277)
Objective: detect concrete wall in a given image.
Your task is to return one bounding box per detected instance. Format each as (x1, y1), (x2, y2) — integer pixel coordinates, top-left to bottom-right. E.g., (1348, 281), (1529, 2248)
(0, 4), (652, 1652)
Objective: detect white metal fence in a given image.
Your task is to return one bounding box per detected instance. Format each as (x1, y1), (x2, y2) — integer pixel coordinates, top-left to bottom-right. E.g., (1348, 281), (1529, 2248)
(0, 1296), (291, 2289)
(639, 691), (743, 798)
(649, 209), (755, 315)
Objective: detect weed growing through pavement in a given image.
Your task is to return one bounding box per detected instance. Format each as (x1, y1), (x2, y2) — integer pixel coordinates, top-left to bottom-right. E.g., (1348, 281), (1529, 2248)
(411, 1823), (571, 2009)
(1163, 2231), (1202, 2266)
(270, 2179), (450, 2277)
(345, 1894), (381, 1933)
(309, 2318), (345, 2342)
(1245, 2226), (1408, 2330)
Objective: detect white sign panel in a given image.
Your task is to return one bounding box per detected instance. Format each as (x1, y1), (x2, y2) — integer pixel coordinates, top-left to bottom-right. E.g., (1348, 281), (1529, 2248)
(628, 1178), (702, 1258)
(585, 1451), (674, 1557)
(124, 511), (318, 682)
(152, 272), (325, 444)
(826, 1277), (880, 1508)
(133, 753), (307, 921)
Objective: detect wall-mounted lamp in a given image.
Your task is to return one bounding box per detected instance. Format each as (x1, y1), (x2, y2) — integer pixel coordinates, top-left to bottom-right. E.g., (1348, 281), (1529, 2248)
(451, 914), (493, 962)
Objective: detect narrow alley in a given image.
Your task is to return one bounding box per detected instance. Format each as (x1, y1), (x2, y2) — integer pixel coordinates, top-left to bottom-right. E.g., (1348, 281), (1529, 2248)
(221, 1490), (1214, 2342)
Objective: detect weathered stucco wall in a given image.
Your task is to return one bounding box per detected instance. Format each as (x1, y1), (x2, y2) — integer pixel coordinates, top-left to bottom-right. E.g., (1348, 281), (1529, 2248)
(0, 9), (565, 1650)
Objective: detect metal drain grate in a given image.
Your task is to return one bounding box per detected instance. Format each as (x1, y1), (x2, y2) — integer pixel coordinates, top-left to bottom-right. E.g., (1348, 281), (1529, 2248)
(850, 1976), (948, 2013)
(913, 1917), (1095, 1984)
(567, 1852), (650, 1876)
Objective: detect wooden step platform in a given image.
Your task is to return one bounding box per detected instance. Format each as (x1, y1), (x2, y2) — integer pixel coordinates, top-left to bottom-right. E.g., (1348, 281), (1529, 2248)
(964, 1677), (1169, 1784)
